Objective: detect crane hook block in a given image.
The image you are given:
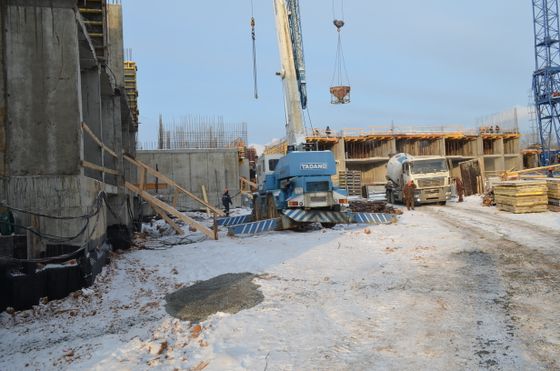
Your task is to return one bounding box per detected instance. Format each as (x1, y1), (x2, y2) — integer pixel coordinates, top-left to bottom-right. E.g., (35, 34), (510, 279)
(333, 19), (345, 30)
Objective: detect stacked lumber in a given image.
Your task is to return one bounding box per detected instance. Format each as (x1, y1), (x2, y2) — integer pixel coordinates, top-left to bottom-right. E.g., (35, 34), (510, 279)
(494, 180), (548, 214)
(339, 171), (362, 196)
(547, 179), (560, 208)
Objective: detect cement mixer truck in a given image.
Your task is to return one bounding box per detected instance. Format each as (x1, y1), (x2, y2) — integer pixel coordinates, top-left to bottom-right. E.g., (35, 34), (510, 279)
(385, 153), (452, 206)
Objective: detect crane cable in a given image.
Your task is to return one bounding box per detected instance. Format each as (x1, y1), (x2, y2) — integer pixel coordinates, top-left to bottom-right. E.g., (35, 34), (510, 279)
(331, 0), (350, 87)
(250, 0), (259, 99)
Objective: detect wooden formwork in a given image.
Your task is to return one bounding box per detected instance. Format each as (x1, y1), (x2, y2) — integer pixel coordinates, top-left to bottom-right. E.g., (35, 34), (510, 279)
(494, 180), (549, 214)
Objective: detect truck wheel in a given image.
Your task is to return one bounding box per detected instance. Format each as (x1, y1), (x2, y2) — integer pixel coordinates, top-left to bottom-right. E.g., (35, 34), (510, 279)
(321, 223), (336, 229)
(439, 201), (447, 206)
(388, 190), (395, 204)
(267, 194), (278, 219)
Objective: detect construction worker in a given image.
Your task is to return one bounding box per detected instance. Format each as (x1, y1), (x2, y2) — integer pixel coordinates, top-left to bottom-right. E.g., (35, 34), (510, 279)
(455, 177), (465, 202)
(403, 180), (416, 211)
(325, 126), (332, 137)
(548, 167), (555, 178)
(222, 188), (233, 216)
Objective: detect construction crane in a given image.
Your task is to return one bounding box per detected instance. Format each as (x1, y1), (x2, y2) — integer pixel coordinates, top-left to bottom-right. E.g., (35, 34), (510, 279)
(251, 0), (349, 228)
(221, 0), (396, 235)
(532, 0), (560, 165)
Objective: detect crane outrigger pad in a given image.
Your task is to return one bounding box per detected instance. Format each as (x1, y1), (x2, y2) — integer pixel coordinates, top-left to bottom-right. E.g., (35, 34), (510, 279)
(283, 209), (350, 224)
(283, 209), (396, 225)
(217, 215), (254, 227)
(227, 218), (281, 236)
(350, 212), (396, 225)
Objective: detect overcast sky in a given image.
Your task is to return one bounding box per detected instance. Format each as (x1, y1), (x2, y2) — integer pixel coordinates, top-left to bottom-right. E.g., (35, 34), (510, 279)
(122, 1), (535, 146)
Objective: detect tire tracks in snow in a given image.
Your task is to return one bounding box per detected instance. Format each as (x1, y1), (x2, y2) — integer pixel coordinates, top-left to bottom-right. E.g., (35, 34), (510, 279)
(435, 206), (560, 243)
(422, 206), (560, 369)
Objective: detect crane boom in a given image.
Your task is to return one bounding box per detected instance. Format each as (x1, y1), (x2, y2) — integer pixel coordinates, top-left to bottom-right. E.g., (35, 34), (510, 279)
(273, 0), (307, 147)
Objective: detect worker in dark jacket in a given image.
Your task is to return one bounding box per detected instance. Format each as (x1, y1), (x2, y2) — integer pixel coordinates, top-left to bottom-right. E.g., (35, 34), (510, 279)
(403, 180), (416, 211)
(455, 177), (465, 202)
(222, 188), (233, 216)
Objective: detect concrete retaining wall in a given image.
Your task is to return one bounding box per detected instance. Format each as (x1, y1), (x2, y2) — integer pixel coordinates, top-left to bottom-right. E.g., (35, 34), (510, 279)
(137, 149), (241, 211)
(4, 1), (82, 176)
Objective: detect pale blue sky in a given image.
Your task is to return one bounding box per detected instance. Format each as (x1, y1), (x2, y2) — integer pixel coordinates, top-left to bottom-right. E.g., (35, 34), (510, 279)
(122, 1), (535, 145)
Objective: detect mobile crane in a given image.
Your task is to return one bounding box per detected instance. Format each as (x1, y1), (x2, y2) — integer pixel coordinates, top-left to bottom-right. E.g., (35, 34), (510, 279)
(251, 0), (351, 229)
(221, 0), (396, 235)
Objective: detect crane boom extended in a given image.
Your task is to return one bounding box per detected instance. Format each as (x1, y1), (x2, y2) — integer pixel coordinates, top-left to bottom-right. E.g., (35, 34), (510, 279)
(273, 0), (307, 147)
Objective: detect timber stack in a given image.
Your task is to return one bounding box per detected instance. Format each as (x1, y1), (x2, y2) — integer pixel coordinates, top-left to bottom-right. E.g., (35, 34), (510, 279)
(494, 180), (549, 214)
(547, 179), (560, 209)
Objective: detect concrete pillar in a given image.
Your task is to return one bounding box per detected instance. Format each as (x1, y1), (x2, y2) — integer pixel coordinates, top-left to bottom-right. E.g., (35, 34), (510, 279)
(331, 138), (346, 175)
(101, 95), (121, 186)
(437, 138), (445, 156)
(389, 138), (397, 155)
(81, 68), (103, 181)
(106, 4), (125, 88)
(475, 137), (484, 156)
(495, 138), (504, 155)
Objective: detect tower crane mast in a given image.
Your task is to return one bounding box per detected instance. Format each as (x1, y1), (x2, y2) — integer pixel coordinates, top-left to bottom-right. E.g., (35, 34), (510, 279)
(532, 0), (560, 165)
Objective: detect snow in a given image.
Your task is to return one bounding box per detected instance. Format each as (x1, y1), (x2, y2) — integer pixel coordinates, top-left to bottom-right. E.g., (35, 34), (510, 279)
(1, 200), (559, 369)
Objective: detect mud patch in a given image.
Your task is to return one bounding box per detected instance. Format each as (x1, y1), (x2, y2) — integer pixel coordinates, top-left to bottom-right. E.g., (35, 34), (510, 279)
(164, 273), (264, 322)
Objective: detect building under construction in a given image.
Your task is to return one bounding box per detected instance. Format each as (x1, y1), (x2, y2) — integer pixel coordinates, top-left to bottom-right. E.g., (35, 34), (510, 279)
(137, 117), (252, 210)
(266, 125), (523, 193)
(0, 0), (140, 310)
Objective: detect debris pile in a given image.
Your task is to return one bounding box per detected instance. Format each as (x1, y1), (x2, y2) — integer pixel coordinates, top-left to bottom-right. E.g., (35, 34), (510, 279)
(494, 180), (548, 214)
(349, 200), (403, 215)
(164, 272), (264, 322)
(482, 191), (495, 207)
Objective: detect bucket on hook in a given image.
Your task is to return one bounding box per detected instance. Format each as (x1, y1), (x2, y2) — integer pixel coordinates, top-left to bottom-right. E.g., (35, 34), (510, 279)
(330, 85), (351, 104)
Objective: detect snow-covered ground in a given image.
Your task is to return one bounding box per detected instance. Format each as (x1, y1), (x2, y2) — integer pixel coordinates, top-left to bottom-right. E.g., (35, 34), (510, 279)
(1, 198), (559, 370)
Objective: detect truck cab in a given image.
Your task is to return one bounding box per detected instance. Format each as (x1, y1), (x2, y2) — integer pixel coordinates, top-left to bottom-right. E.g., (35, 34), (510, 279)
(386, 154), (452, 205)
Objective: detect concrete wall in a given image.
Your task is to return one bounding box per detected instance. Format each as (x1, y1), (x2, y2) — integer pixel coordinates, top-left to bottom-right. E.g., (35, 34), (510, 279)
(4, 0), (82, 176)
(1, 0), (136, 245)
(0, 2), (6, 177)
(137, 149), (241, 211)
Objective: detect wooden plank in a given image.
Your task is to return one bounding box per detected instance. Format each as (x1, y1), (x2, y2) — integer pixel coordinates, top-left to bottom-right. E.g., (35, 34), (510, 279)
(124, 155), (225, 216)
(152, 205), (184, 235)
(138, 167), (146, 191)
(81, 122), (118, 158)
(504, 163), (560, 179)
(240, 176), (257, 189)
(125, 181), (217, 240)
(201, 185), (211, 216)
(81, 160), (119, 176)
(132, 183), (168, 190)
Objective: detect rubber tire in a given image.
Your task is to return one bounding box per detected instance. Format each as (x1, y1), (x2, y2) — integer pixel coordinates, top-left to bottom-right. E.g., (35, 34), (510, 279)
(321, 222), (336, 229)
(439, 201), (447, 206)
(389, 190), (396, 204)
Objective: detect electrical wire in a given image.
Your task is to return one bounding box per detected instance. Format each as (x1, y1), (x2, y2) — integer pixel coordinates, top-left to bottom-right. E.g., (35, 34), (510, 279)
(1, 204), (104, 264)
(0, 192), (107, 263)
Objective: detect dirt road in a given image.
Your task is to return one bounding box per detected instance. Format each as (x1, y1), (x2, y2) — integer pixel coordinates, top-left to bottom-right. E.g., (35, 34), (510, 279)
(422, 204), (560, 369)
